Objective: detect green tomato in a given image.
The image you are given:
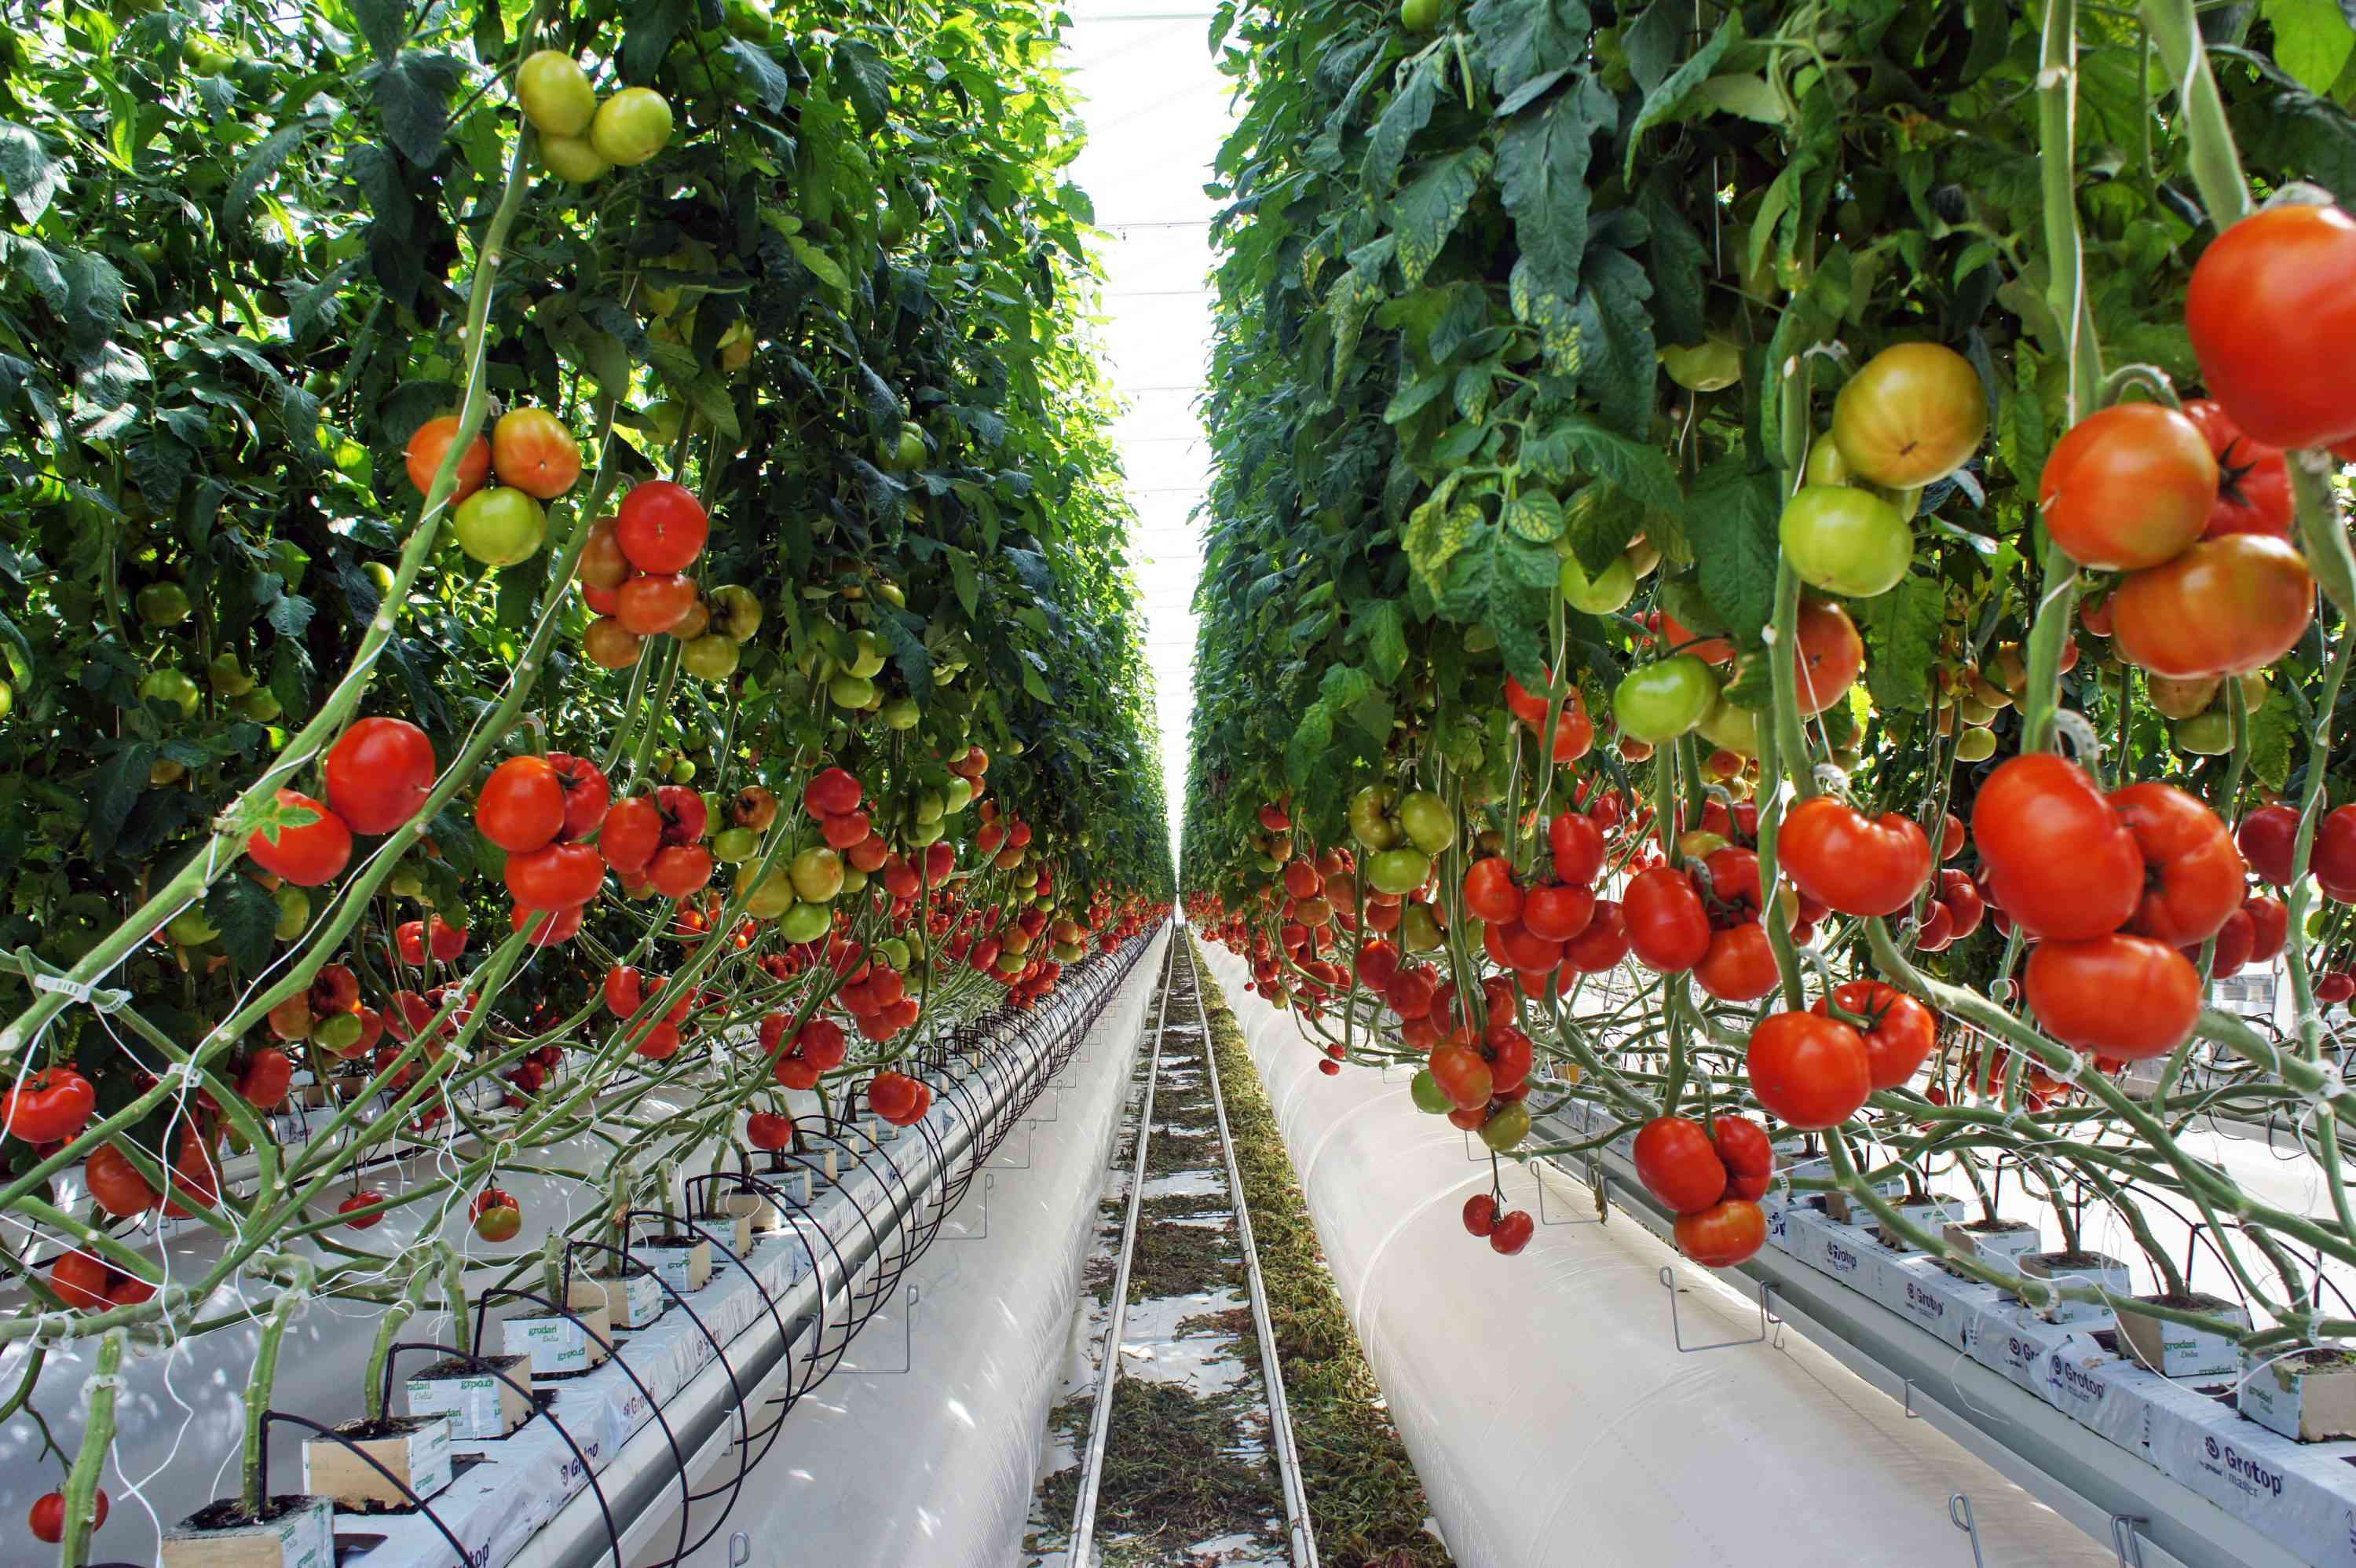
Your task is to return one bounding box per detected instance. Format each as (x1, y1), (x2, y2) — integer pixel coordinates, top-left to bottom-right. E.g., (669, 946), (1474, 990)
(589, 87), (674, 166)
(726, 0), (777, 42)
(364, 562), (397, 598)
(1952, 725), (1999, 762)
(1802, 437), (1854, 488)
(1365, 848), (1433, 897)
(879, 938), (911, 970)
(915, 790), (946, 825)
(1480, 1101), (1533, 1152)
(1778, 484), (1912, 598)
(679, 633), (741, 682)
(539, 135), (611, 184)
(141, 667), (202, 718)
(273, 884), (310, 941)
(744, 869), (794, 919)
(208, 652), (255, 696)
(1396, 790), (1456, 853)
(840, 865), (869, 895)
(789, 846), (845, 902)
(1558, 553), (1637, 615)
(944, 778), (973, 814)
(906, 818), (944, 846)
(0, 679), (13, 721)
(312, 1011), (363, 1053)
(1614, 656), (1718, 744)
(1399, 0), (1448, 31)
(1399, 901), (1443, 953)
(453, 487), (547, 568)
(1409, 1069), (1453, 1115)
(516, 50), (597, 138)
(778, 901), (831, 944)
(388, 864), (424, 897)
(708, 584), (763, 641)
(1348, 784), (1399, 851)
(2175, 712), (2233, 755)
(881, 696), (921, 730)
(829, 672), (876, 709)
(878, 422), (928, 472)
(240, 687), (282, 722)
(712, 826), (760, 864)
(1660, 337), (1743, 393)
(1696, 694), (1760, 758)
(136, 582), (192, 627)
(166, 906), (218, 947)
(845, 630), (887, 679)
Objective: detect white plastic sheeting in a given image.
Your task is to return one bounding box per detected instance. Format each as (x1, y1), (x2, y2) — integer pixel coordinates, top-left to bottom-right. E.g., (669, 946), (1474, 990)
(638, 924), (1170, 1568)
(1195, 941), (2116, 1568)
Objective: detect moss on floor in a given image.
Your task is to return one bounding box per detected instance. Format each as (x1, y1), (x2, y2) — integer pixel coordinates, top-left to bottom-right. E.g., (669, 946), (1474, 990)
(1194, 937), (1455, 1568)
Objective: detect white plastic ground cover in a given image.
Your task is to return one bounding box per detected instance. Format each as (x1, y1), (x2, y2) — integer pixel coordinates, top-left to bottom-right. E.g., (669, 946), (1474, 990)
(1195, 941), (2116, 1568)
(1547, 1094), (2356, 1568)
(633, 924), (1171, 1568)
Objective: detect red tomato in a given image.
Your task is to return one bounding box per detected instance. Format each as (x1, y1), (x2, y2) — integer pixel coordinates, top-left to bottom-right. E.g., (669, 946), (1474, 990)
(747, 1112), (794, 1150)
(514, 903), (584, 946)
(2110, 533), (2315, 678)
(506, 842), (605, 908)
(657, 784), (709, 845)
(1462, 856), (1524, 926)
(2243, 894), (2290, 962)
(1791, 598), (1865, 716)
(806, 766), (864, 816)
(490, 408), (581, 499)
(2036, 403), (2216, 570)
(1813, 979), (1937, 1091)
(2, 1065), (95, 1143)
(1696, 922), (1780, 1002)
(1562, 900), (1631, 971)
(2025, 934), (2201, 1060)
(1429, 1044), (1494, 1109)
(1653, 607), (1733, 664)
(470, 1186), (522, 1241)
(247, 789), (353, 886)
(1933, 811), (1966, 861)
(616, 572), (700, 635)
(404, 415), (489, 501)
(1462, 1193), (1499, 1237)
(238, 1047), (293, 1109)
(2110, 782), (2245, 945)
(1778, 796), (1932, 917)
(84, 1144), (159, 1218)
(325, 717), (437, 835)
(599, 795), (664, 873)
(616, 479), (712, 573)
(1712, 1116), (1776, 1201)
(1489, 1209), (1535, 1255)
(49, 1248), (114, 1311)
(1973, 755), (2142, 939)
(1633, 1117), (1728, 1214)
(2237, 802), (2303, 886)
(2184, 203), (2356, 450)
(339, 1190), (389, 1230)
(1623, 868), (1710, 972)
(1747, 1011), (1871, 1129)
(1549, 810), (1605, 886)
(547, 752), (612, 841)
(2315, 804), (2356, 893)
(476, 755), (567, 853)
(1674, 1199), (1766, 1266)
(1521, 883), (1596, 943)
(1934, 869), (1984, 940)
(2182, 399), (2294, 539)
(649, 843), (715, 898)
(2320, 971), (2356, 1004)
(2204, 905), (2257, 978)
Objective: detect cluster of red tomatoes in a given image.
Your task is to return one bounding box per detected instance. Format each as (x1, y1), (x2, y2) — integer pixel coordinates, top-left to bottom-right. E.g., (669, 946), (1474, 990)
(1633, 1115), (1775, 1266)
(762, 1013), (851, 1091)
(405, 405), (580, 572)
(868, 1070), (934, 1128)
(1461, 1192), (1535, 1255)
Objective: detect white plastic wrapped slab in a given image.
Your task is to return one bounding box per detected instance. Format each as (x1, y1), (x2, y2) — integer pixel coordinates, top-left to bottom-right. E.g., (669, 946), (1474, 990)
(1197, 943), (2115, 1567)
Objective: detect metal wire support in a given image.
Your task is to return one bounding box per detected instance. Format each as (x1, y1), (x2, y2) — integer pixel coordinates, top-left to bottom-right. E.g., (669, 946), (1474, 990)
(1187, 936), (1319, 1568)
(1656, 1265), (1778, 1353)
(2109, 1513), (2149, 1567)
(1067, 931), (1179, 1568)
(1950, 1493), (1987, 1568)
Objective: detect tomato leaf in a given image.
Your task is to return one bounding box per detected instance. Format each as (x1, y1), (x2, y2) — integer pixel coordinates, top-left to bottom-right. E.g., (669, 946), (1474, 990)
(207, 874), (278, 973)
(1469, 0), (1593, 99)
(1357, 599), (1410, 682)
(834, 38), (893, 133)
(1853, 575), (1945, 714)
(1390, 147), (1491, 289)
(2261, 0), (2356, 93)
(1622, 12), (1743, 180)
(1498, 79), (1606, 304)
(374, 52), (463, 166)
(1682, 465), (1778, 643)
(2248, 689), (2301, 791)
(1362, 56), (1440, 195)
(0, 119), (64, 225)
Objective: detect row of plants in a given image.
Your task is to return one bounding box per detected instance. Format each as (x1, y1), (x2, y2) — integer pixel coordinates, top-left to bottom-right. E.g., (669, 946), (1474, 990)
(1183, 0), (2356, 1385)
(0, 0), (1171, 1554)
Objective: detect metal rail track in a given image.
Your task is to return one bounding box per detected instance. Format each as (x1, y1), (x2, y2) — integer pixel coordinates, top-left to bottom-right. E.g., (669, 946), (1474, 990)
(1065, 930), (1316, 1567)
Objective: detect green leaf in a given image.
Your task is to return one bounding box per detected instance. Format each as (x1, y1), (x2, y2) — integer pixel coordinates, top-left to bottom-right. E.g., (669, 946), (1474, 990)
(1683, 466), (1779, 642)
(1637, 181), (1710, 349)
(727, 39), (793, 111)
(949, 549), (979, 619)
(2263, 0), (2356, 93)
(1384, 369), (1452, 425)
(1623, 13), (1743, 180)
(86, 743), (155, 859)
(1404, 496), (1481, 594)
(1853, 574), (1945, 713)
(2248, 689), (2301, 790)
(621, 0), (697, 84)
(349, 0), (409, 61)
(1359, 599), (1409, 682)
(1719, 652), (1775, 710)
(1538, 415), (1682, 510)
(207, 874), (279, 972)
(788, 234), (849, 290)
(1470, 0), (1594, 99)
(1497, 77), (1605, 303)
(1562, 483), (1644, 575)
(375, 51), (463, 165)
(0, 119), (64, 224)
(1362, 57), (1440, 194)
(835, 38), (893, 133)
(1502, 489), (1564, 543)
(1389, 147), (1490, 288)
